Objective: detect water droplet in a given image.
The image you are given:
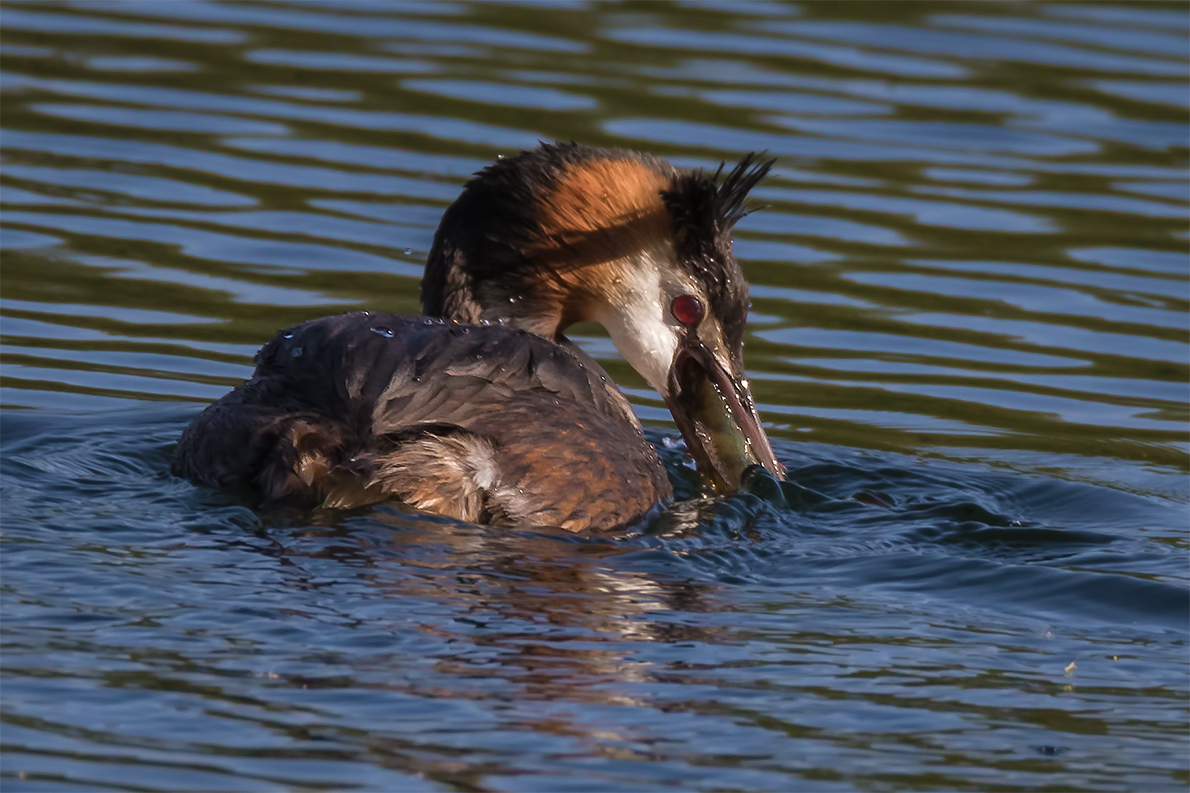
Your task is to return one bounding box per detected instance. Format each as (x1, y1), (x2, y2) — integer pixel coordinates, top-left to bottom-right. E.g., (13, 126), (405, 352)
(282, 332), (294, 339)
(423, 318), (434, 325)
(508, 296), (517, 304)
(600, 375), (606, 382)
(371, 326), (394, 338)
(412, 375), (421, 383)
(480, 319), (490, 326)
(403, 248), (413, 256)
(290, 346), (303, 358)
(461, 327), (470, 335)
(361, 311), (370, 317)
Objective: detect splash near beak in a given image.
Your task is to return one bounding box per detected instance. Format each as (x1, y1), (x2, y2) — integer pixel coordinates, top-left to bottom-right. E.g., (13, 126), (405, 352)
(664, 343), (783, 495)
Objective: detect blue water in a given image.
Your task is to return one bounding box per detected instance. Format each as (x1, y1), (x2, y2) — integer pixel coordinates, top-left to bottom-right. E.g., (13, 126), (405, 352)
(2, 2), (1187, 790)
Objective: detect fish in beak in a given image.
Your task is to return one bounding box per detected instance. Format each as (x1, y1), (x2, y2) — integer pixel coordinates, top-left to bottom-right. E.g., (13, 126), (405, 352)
(665, 338), (783, 495)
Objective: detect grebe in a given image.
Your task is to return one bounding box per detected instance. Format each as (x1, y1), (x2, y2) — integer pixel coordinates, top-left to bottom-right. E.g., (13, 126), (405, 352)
(173, 143), (782, 531)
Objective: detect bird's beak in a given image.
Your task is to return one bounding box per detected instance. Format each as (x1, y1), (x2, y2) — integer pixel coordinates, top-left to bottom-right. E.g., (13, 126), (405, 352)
(664, 341), (784, 495)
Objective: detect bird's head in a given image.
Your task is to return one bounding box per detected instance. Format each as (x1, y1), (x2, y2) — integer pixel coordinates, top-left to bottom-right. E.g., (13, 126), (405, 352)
(422, 143), (782, 492)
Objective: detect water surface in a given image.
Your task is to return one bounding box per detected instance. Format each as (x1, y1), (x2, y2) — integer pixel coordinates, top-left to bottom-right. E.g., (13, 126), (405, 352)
(2, 2), (1187, 790)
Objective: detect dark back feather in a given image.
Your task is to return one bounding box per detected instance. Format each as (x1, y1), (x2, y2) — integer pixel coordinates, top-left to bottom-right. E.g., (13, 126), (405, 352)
(173, 313), (671, 528)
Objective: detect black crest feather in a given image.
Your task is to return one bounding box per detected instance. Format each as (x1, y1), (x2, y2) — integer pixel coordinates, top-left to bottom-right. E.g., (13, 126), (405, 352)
(661, 152), (774, 350)
(661, 152), (773, 258)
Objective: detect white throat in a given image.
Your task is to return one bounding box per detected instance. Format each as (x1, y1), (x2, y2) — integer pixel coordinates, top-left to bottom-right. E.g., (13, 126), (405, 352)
(593, 249), (687, 397)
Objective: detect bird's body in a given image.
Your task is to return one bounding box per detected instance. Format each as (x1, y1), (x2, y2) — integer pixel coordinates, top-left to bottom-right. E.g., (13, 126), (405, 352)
(173, 313), (670, 530)
(173, 143), (782, 531)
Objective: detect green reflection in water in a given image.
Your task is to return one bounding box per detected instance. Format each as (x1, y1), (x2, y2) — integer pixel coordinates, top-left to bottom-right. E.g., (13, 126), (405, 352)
(1, 0), (1186, 486)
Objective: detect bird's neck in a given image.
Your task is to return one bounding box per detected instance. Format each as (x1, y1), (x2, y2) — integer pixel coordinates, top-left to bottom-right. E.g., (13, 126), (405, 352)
(421, 266), (566, 339)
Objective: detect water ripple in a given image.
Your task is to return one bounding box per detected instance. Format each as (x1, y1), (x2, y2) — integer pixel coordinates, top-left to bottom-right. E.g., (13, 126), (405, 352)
(1, 3), (1186, 790)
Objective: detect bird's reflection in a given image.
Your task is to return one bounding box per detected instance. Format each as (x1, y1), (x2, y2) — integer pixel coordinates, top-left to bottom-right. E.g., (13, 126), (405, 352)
(253, 503), (724, 715)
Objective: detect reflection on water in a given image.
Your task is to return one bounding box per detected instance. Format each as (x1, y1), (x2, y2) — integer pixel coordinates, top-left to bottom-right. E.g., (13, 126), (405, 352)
(1, 2), (1186, 791)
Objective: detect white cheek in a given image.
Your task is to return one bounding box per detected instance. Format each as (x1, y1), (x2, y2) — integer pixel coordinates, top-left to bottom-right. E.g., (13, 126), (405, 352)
(596, 252), (682, 395)
(613, 313), (679, 395)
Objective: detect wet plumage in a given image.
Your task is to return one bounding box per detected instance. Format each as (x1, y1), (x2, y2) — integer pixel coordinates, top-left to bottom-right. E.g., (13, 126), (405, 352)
(173, 142), (781, 531)
(173, 313), (669, 530)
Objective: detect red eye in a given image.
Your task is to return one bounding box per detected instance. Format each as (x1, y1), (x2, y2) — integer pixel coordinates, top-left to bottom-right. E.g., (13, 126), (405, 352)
(671, 295), (704, 326)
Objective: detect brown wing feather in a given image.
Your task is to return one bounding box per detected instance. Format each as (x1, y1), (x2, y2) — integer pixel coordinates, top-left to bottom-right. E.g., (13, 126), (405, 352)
(172, 313), (672, 530)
